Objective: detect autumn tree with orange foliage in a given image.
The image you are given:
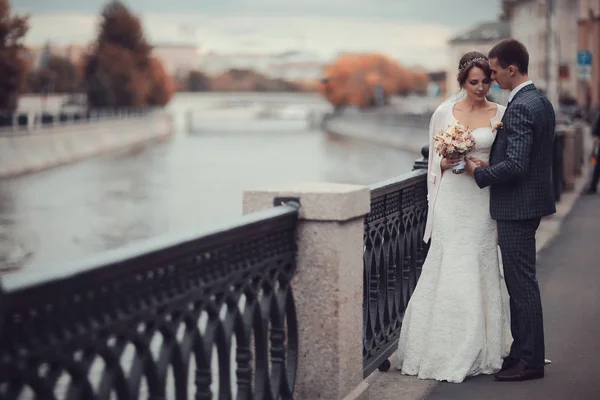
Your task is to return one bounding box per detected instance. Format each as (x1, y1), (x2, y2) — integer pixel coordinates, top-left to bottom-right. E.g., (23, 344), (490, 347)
(0, 0), (29, 113)
(319, 53), (430, 108)
(83, 1), (173, 108)
(409, 67), (430, 96)
(146, 56), (174, 105)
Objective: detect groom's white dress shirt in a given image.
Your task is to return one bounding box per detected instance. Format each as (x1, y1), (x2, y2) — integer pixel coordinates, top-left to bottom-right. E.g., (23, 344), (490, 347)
(508, 80), (533, 103)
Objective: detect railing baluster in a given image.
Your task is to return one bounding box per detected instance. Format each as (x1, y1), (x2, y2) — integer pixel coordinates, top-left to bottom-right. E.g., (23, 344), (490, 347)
(362, 169), (429, 378)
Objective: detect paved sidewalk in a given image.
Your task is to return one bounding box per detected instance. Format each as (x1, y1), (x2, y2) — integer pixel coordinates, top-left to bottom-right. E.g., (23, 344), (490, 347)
(367, 194), (600, 400)
(425, 194), (600, 400)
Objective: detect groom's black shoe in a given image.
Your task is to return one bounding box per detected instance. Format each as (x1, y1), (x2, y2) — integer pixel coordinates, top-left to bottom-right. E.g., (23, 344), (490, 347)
(495, 360), (544, 382)
(500, 356), (519, 372)
(583, 188), (597, 195)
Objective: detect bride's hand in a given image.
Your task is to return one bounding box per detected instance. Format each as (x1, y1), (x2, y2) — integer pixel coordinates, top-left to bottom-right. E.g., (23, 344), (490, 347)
(441, 155), (462, 171)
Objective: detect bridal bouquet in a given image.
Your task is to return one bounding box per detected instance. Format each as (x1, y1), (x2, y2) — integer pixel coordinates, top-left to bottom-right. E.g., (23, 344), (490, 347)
(433, 123), (475, 174)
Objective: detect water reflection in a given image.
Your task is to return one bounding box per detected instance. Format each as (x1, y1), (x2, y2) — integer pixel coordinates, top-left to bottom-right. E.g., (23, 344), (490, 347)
(83, 144), (170, 251)
(320, 134), (417, 184)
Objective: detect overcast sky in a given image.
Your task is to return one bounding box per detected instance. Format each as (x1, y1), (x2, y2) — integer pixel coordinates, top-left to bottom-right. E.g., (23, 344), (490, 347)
(14, 0), (502, 69)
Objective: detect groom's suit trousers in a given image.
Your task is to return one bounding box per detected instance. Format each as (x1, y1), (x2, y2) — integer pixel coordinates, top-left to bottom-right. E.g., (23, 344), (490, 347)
(497, 218), (545, 369)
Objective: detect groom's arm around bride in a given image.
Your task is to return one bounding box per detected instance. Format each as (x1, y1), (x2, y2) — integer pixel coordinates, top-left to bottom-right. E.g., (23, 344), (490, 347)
(469, 96), (556, 221)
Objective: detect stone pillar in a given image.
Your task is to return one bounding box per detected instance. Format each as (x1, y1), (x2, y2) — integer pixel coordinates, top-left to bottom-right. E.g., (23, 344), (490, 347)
(243, 183), (370, 400)
(562, 126), (576, 191)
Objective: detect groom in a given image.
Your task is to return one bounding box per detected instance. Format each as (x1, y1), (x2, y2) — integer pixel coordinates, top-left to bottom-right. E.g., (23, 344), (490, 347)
(465, 38), (556, 382)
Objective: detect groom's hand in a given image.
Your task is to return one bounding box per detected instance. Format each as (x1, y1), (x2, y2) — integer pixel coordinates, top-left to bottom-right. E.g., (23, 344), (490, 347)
(468, 157), (489, 168)
(465, 158), (478, 176)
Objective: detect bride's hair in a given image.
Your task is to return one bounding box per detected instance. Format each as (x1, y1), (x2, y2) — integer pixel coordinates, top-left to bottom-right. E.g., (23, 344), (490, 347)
(457, 51), (492, 87)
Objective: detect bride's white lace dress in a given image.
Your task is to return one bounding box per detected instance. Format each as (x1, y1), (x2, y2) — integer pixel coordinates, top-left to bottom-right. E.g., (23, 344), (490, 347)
(396, 104), (511, 383)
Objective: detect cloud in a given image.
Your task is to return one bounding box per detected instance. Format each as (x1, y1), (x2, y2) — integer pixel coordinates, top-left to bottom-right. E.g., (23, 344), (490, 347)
(24, 12), (462, 69)
(24, 13), (100, 43)
(16, 0), (501, 71)
(15, 0), (500, 26)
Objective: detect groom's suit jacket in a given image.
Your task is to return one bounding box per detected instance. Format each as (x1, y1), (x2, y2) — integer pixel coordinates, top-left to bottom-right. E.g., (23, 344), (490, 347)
(474, 84), (556, 220)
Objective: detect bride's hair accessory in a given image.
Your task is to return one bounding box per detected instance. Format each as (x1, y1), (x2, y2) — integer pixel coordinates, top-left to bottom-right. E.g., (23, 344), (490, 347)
(459, 57), (488, 72)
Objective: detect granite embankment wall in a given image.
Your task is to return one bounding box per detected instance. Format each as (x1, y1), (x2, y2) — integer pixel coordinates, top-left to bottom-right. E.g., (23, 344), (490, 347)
(0, 112), (174, 178)
(322, 110), (431, 155)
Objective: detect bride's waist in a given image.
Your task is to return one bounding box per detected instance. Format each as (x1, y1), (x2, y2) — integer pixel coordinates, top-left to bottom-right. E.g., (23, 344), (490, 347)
(467, 151), (490, 160)
(439, 170), (489, 188)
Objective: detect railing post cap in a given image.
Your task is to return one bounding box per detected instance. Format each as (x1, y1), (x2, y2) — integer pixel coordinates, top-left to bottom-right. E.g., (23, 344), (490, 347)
(243, 182), (370, 221)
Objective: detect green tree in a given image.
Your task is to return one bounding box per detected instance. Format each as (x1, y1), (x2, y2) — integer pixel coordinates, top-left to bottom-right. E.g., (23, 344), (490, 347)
(0, 0), (29, 112)
(83, 1), (172, 108)
(186, 70), (211, 92)
(96, 0), (150, 64)
(28, 55), (81, 93)
(84, 43), (148, 107)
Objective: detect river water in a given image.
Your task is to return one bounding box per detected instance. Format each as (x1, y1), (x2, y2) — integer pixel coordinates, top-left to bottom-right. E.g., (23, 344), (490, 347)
(0, 92), (427, 274)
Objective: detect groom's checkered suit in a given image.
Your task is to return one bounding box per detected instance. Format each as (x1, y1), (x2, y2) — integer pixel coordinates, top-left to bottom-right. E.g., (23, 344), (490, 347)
(475, 83), (556, 369)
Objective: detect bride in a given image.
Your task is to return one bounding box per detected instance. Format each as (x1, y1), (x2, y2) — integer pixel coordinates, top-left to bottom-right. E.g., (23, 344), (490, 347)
(396, 51), (511, 383)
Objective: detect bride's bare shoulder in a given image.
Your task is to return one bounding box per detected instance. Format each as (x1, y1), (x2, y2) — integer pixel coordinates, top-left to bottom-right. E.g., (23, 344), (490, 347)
(490, 102), (506, 119)
(491, 102), (506, 112)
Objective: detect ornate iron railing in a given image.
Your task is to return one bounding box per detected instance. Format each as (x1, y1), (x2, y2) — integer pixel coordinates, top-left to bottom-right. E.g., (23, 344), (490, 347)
(0, 202), (300, 400)
(362, 170), (429, 377)
(0, 107), (160, 136)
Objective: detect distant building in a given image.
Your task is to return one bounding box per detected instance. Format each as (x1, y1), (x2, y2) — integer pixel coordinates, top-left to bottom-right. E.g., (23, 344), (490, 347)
(555, 0), (580, 103)
(577, 0), (600, 110)
(152, 44), (202, 81)
(268, 51), (325, 81)
(199, 50), (325, 81)
(503, 0), (579, 106)
(199, 52), (273, 76)
(447, 21), (511, 104)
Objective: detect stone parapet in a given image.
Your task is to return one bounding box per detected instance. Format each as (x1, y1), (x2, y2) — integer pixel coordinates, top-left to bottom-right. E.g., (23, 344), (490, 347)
(0, 112), (174, 179)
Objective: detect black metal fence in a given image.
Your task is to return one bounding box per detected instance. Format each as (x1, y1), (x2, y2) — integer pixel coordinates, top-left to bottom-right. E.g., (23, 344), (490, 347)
(362, 170), (429, 378)
(0, 108), (157, 133)
(0, 203), (300, 400)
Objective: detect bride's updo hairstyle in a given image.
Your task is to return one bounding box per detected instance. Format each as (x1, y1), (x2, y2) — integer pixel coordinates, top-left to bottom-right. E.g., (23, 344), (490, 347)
(457, 51), (492, 87)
